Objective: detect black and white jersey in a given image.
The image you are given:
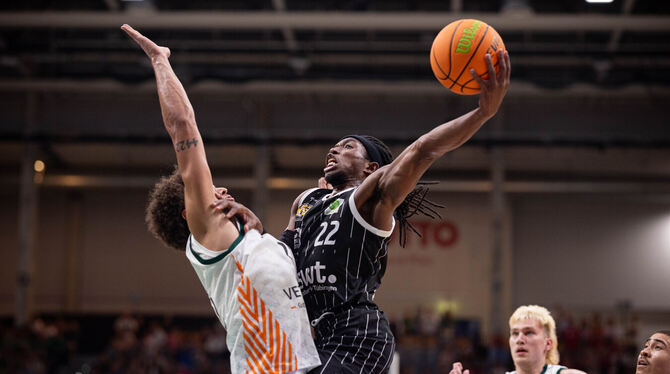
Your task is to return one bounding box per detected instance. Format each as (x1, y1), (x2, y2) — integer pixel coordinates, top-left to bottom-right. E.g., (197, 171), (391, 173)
(293, 187), (394, 322)
(293, 187), (396, 374)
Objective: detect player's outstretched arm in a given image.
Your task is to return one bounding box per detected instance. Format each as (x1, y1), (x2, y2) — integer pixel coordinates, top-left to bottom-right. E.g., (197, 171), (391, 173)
(122, 24), (233, 249)
(357, 50), (510, 225)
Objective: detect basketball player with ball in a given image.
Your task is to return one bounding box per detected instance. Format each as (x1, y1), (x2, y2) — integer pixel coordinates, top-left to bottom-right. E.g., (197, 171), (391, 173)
(213, 18), (509, 373)
(225, 19), (510, 373)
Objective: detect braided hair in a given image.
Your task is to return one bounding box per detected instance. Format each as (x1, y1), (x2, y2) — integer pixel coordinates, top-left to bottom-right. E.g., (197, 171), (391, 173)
(359, 135), (444, 247)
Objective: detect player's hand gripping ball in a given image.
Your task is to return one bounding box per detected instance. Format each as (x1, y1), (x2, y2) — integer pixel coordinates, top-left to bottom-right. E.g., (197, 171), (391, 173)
(430, 19), (506, 95)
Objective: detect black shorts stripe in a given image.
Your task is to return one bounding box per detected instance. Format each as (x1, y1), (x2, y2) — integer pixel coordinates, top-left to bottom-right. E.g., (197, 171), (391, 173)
(309, 308), (394, 374)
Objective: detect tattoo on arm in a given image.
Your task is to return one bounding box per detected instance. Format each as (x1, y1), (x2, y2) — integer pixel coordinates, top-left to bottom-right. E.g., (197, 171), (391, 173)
(175, 138), (199, 152)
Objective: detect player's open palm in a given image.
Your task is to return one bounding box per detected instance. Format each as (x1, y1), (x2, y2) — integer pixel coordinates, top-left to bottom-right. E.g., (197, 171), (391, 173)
(121, 24), (171, 61)
(470, 49), (510, 118)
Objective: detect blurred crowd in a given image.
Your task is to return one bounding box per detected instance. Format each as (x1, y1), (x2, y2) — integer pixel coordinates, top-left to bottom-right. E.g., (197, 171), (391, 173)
(0, 307), (645, 374)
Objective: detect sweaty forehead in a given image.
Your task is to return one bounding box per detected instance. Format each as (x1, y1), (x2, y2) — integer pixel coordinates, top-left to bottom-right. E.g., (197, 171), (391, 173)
(650, 333), (670, 345)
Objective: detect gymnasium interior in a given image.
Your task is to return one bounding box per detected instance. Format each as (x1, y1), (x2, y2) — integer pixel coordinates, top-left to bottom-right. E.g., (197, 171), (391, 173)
(1, 0), (669, 372)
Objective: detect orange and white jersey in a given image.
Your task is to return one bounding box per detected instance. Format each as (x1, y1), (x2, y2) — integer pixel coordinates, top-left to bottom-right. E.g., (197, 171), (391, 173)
(186, 225), (320, 374)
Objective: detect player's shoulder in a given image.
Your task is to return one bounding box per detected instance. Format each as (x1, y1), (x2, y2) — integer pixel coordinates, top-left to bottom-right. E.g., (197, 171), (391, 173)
(558, 369), (586, 374)
(293, 188), (332, 218)
(505, 365), (584, 374)
(546, 364), (584, 374)
(298, 187), (331, 203)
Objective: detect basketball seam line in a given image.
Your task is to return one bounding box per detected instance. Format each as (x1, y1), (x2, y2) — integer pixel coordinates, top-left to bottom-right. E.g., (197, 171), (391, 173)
(431, 20), (465, 81)
(439, 60), (500, 91)
(432, 49), (448, 80)
(459, 61), (500, 92)
(447, 20), (465, 80)
(449, 25), (490, 90)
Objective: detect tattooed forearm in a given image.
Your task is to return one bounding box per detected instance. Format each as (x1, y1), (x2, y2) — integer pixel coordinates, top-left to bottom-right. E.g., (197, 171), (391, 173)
(175, 138), (199, 152)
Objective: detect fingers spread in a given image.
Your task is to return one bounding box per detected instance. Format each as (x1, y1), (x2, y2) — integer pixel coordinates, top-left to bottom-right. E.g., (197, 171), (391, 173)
(210, 199), (235, 215)
(486, 53), (496, 81)
(469, 68), (485, 88)
(498, 49), (509, 84)
(505, 50), (511, 80)
(497, 50), (506, 82)
(225, 205), (240, 218)
(210, 200), (226, 209)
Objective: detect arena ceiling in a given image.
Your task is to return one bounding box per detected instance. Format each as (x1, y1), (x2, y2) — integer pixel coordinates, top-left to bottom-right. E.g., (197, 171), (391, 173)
(1, 0), (669, 88)
(1, 0), (670, 187)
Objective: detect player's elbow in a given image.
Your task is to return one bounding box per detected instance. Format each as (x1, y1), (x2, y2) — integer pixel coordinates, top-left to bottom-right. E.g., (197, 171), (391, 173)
(172, 113), (196, 129)
(165, 111), (196, 133)
(412, 135), (443, 163)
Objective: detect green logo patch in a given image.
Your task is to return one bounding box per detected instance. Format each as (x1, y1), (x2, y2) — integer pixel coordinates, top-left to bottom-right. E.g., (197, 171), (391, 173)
(325, 199), (343, 215)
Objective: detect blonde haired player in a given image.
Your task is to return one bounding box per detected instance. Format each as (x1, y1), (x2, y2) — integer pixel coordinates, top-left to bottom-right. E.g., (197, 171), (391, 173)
(122, 24), (320, 373)
(450, 305), (585, 374)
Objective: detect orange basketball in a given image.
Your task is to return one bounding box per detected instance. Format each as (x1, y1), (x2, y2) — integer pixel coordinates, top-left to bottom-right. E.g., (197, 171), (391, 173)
(430, 19), (506, 95)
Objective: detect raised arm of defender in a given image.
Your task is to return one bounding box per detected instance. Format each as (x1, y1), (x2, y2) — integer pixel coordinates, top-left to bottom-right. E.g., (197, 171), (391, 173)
(122, 24), (239, 251)
(356, 50), (510, 229)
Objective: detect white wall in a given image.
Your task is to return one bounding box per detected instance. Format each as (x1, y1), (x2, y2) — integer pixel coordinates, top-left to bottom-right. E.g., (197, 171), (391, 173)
(375, 192), (513, 338)
(512, 194), (670, 310)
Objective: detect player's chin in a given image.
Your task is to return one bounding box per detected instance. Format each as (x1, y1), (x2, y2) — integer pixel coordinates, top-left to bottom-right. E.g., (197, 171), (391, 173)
(324, 170), (342, 186)
(511, 351), (530, 361)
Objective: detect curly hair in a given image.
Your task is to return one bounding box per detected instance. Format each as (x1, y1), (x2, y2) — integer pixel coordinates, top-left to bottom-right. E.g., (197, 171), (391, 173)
(145, 167), (190, 251)
(359, 135), (444, 247)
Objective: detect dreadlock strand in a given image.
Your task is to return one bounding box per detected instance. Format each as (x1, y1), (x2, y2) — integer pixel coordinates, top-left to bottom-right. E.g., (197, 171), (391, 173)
(394, 181), (445, 247)
(358, 135), (445, 247)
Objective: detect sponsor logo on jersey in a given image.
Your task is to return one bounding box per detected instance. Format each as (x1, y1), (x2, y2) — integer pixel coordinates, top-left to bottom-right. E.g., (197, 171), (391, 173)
(283, 285), (303, 299)
(297, 261), (337, 290)
(324, 198), (343, 215)
(296, 203), (311, 217)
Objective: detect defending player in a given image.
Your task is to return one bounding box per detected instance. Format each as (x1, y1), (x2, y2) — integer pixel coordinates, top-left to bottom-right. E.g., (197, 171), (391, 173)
(450, 305), (586, 374)
(123, 24), (320, 373)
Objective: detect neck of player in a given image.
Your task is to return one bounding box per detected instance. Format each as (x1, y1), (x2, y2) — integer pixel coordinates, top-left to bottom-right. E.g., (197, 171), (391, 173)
(516, 361), (545, 374)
